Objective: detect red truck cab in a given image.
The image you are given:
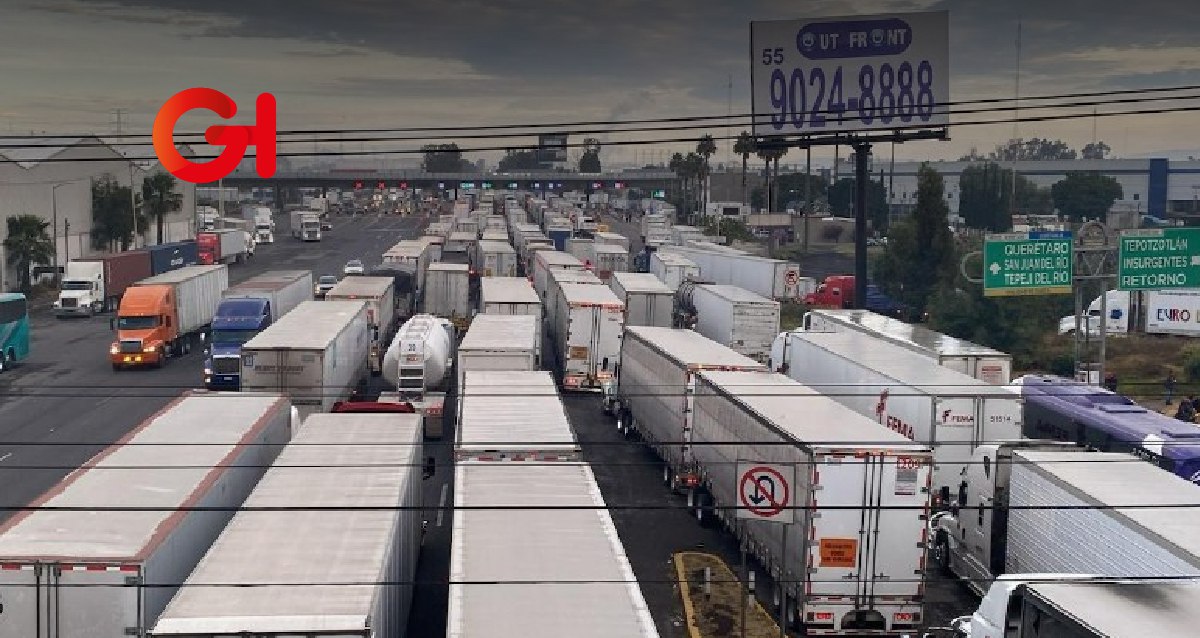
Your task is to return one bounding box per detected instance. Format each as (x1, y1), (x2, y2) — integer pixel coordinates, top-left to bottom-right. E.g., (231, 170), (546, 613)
(804, 275), (855, 309)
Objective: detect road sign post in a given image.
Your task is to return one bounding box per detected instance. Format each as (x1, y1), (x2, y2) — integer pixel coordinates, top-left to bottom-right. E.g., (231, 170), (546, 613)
(736, 463), (795, 523)
(982, 231), (1074, 297)
(1118, 228), (1200, 290)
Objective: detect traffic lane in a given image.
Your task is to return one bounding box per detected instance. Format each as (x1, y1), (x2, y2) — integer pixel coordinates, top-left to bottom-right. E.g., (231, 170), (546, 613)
(0, 214), (426, 519)
(564, 394), (980, 635)
(563, 394), (742, 638)
(404, 384), (456, 638)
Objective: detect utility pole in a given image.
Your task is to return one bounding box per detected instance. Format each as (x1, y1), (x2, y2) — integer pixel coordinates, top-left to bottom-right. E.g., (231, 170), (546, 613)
(853, 142), (872, 309)
(129, 164), (139, 248)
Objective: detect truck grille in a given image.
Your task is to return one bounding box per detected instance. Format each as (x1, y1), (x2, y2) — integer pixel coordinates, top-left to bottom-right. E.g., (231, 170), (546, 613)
(119, 339), (142, 353)
(61, 297), (78, 308)
(212, 357), (240, 375)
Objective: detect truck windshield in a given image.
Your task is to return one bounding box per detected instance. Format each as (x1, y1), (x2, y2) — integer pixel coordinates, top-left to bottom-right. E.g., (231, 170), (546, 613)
(210, 328), (260, 345)
(61, 281), (92, 291)
(302, 221), (320, 229)
(117, 316), (158, 329)
(255, 223), (271, 230)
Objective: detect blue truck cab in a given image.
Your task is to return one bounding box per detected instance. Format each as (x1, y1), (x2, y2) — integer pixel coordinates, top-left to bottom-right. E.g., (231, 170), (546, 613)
(204, 297), (273, 390)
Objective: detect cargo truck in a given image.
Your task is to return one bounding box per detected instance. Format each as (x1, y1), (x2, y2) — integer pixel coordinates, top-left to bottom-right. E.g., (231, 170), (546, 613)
(203, 270), (313, 390)
(449, 461), (657, 636)
(456, 370), (579, 461)
(111, 264), (229, 369)
(930, 447), (1200, 597)
(1058, 288), (1200, 338)
(594, 230), (631, 252)
(0, 391), (292, 638)
(473, 239), (518, 277)
(606, 327), (766, 480)
(240, 300), (371, 420)
(550, 281), (624, 391)
(531, 250), (586, 302)
(197, 228), (248, 265)
(950, 578), (1200, 638)
(681, 283), (780, 363)
(609, 271), (674, 328)
(588, 242), (629, 281)
(690, 370), (933, 635)
(149, 412), (423, 638)
(803, 274), (906, 317)
(324, 275), (397, 376)
(54, 252), (151, 316)
(146, 239), (199, 274)
(422, 263), (470, 320)
(289, 210), (321, 241)
(650, 251), (699, 291)
(456, 314), (539, 388)
(383, 314), (453, 439)
(659, 244), (802, 300)
(769, 329), (1023, 508)
(803, 308), (1013, 384)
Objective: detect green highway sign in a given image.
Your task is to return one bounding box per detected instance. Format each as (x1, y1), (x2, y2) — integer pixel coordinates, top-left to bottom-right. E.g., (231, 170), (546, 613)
(1118, 227), (1200, 290)
(983, 231), (1074, 297)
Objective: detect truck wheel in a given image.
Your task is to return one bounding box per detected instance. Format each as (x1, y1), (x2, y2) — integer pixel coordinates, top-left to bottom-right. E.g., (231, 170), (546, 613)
(182, 338), (192, 355)
(0, 351), (8, 373)
(111, 363), (121, 372)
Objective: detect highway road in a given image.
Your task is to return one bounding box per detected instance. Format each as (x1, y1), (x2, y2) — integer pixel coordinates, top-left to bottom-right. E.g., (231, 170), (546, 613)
(0, 211), (427, 523)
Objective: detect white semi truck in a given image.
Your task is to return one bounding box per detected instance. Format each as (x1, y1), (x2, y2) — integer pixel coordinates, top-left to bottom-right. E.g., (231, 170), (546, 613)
(324, 275), (397, 375)
(288, 210), (321, 241)
(0, 392), (293, 638)
(770, 329), (1023, 507)
(383, 314), (454, 439)
(150, 412), (423, 638)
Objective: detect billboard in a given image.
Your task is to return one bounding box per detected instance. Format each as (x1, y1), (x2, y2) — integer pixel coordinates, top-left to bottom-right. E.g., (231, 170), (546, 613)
(537, 133), (569, 166)
(750, 11), (949, 137)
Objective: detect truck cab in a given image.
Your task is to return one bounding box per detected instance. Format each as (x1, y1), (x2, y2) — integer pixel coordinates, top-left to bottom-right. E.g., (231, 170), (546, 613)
(943, 574), (1102, 638)
(204, 298), (272, 390)
(804, 275), (905, 317)
(54, 262), (104, 317)
(110, 285), (176, 368)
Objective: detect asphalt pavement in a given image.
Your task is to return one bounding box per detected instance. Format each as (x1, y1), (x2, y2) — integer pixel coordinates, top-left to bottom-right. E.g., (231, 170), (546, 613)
(0, 210), (427, 523)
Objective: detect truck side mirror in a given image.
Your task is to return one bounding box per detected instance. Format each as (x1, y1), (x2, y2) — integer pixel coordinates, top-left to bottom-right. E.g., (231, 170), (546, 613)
(939, 485), (951, 508)
(422, 456), (436, 480)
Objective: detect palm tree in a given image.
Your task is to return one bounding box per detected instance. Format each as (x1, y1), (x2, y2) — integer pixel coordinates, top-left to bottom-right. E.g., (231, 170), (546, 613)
(141, 172), (183, 245)
(696, 134), (718, 218)
(4, 215), (54, 293)
(668, 152), (686, 210)
(683, 152), (705, 222)
(733, 132), (756, 205)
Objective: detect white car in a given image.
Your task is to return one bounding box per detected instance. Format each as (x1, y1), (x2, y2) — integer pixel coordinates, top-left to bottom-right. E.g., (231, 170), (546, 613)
(343, 260), (365, 276)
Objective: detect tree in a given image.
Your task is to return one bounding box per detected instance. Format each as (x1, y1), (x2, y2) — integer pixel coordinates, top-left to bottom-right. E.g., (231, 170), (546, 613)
(498, 150), (540, 171)
(826, 177), (888, 229)
(992, 137), (1077, 161)
(873, 164), (955, 317)
(1051, 171), (1124, 223)
(421, 144), (472, 172)
(733, 132), (756, 205)
(141, 172), (182, 245)
(90, 174), (143, 251)
(1016, 176), (1054, 215)
(749, 186), (766, 210)
(755, 146), (786, 211)
(1081, 141), (1113, 160)
(774, 171), (828, 210)
(3, 215), (53, 293)
(579, 144), (601, 173)
(958, 162), (1013, 232)
(696, 134), (718, 216)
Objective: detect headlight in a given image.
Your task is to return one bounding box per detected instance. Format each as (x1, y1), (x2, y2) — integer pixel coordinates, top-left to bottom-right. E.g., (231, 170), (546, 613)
(109, 344), (118, 355)
(146, 345), (157, 353)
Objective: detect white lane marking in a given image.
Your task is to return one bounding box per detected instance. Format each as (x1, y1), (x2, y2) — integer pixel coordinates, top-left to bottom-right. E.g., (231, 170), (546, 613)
(436, 482), (449, 527)
(0, 453), (12, 463)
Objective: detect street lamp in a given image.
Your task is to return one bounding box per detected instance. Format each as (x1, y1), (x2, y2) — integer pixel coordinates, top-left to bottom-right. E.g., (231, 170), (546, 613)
(51, 182), (70, 278)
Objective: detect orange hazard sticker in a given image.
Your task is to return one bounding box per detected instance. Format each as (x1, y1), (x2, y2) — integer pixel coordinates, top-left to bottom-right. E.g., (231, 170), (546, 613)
(819, 538), (858, 568)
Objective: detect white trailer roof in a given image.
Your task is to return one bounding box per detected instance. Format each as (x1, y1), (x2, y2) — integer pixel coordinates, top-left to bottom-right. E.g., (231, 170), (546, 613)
(551, 269), (603, 287)
(594, 231), (627, 242)
(537, 251), (584, 267)
(1014, 450), (1200, 561)
(805, 309), (1010, 358)
(325, 275), (393, 299)
(699, 370), (929, 450)
(480, 277), (539, 305)
(697, 284), (776, 304)
(457, 371), (577, 455)
(231, 270), (310, 288)
(134, 264), (224, 286)
(242, 300), (365, 350)
(151, 413), (422, 635)
(477, 239), (515, 254)
(0, 393), (288, 560)
(592, 244), (627, 255)
(429, 263), (469, 273)
(624, 326), (765, 369)
(653, 252), (696, 267)
(460, 315), (538, 351)
(449, 463), (658, 637)
(449, 231), (476, 241)
(788, 331), (1019, 399)
(558, 282), (623, 306)
(611, 272), (673, 294)
(1021, 581), (1200, 638)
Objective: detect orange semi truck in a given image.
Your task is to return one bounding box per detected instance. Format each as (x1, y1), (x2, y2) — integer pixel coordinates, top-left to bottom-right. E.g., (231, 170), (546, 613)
(111, 265), (229, 370)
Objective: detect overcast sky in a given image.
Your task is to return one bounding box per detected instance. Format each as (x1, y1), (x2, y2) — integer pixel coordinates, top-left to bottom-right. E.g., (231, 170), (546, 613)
(3, 0), (1200, 168)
